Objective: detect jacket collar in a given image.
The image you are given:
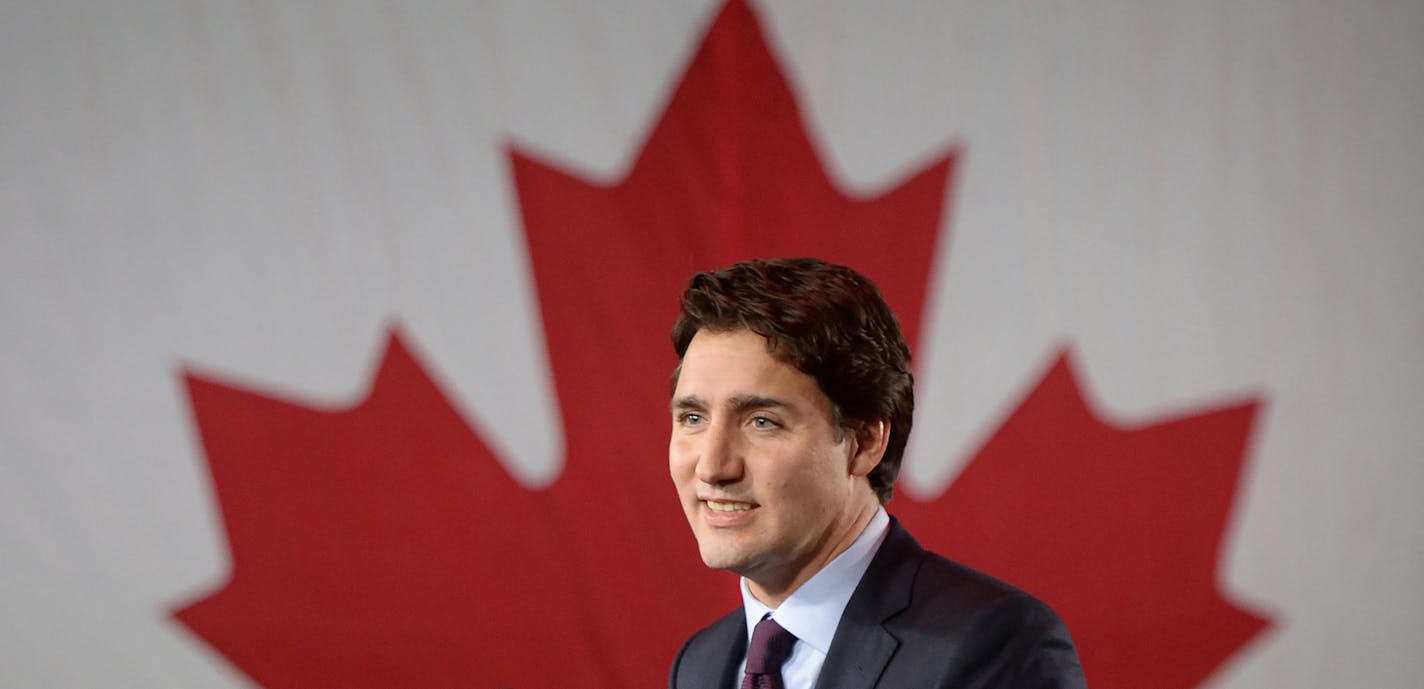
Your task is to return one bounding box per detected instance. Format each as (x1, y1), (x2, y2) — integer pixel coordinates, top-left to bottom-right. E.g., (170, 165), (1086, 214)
(812, 516), (922, 689)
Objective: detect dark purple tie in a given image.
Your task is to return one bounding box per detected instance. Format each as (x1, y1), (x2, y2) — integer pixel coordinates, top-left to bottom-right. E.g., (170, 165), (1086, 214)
(742, 616), (798, 689)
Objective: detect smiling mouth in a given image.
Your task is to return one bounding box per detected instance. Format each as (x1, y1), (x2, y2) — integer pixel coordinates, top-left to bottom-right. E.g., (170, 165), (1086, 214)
(705, 500), (756, 513)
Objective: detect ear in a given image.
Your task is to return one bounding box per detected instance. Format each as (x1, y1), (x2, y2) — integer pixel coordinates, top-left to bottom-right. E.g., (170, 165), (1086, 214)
(848, 419), (889, 478)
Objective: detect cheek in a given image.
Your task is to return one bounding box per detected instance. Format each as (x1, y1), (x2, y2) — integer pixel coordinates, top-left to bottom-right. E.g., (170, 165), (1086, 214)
(754, 452), (806, 498)
(779, 448), (843, 502)
(668, 438), (695, 483)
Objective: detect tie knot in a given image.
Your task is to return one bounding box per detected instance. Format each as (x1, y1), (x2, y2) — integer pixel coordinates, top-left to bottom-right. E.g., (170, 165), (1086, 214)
(745, 617), (798, 674)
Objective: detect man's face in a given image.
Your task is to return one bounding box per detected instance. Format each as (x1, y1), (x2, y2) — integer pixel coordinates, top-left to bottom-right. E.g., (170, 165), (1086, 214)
(669, 329), (877, 595)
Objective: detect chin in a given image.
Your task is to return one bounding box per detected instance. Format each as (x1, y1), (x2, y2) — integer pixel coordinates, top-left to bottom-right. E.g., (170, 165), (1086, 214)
(696, 543), (729, 570)
(696, 541), (749, 573)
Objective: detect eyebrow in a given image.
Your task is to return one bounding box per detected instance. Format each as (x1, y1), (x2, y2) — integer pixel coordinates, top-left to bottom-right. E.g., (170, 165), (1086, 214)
(671, 394), (792, 413)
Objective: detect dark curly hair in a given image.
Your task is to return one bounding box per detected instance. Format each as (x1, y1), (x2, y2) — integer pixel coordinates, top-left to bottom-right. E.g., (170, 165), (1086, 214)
(670, 257), (913, 504)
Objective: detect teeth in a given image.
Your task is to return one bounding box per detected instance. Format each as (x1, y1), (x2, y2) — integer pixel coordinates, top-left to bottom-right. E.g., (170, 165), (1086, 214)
(707, 500), (753, 513)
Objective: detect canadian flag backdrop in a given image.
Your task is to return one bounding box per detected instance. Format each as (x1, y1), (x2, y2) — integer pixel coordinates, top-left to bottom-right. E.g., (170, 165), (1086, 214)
(1, 1), (1421, 687)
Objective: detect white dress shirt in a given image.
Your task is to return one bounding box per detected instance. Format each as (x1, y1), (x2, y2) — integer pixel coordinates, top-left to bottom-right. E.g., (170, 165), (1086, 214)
(737, 507), (891, 689)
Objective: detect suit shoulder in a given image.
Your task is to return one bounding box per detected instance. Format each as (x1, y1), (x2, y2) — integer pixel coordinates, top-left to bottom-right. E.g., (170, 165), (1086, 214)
(909, 549), (1068, 629)
(897, 550), (1085, 687)
(875, 519), (1038, 609)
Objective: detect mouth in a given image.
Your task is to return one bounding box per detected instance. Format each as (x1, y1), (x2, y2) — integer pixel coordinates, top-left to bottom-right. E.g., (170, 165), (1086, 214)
(699, 498), (759, 526)
(705, 500), (756, 513)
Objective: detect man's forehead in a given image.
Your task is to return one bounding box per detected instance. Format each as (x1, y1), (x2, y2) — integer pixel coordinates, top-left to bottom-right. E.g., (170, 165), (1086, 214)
(676, 331), (798, 384)
(672, 330), (832, 412)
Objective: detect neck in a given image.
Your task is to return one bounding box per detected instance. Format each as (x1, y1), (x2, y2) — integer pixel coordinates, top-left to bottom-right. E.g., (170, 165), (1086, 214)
(747, 497), (879, 608)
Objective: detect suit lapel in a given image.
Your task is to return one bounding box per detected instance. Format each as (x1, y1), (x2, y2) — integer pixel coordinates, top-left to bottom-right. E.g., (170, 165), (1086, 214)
(814, 518), (922, 689)
(707, 619), (745, 689)
(676, 608), (746, 689)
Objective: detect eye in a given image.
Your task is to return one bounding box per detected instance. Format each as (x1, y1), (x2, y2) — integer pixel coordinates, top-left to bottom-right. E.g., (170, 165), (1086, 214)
(677, 411), (705, 426)
(750, 415), (778, 430)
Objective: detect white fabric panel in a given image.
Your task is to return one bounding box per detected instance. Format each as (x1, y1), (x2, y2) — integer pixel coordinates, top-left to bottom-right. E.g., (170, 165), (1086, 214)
(1, 1), (1420, 686)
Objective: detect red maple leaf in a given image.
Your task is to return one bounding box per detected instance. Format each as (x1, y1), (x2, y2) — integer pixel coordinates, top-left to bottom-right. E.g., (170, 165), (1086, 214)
(173, 1), (1269, 687)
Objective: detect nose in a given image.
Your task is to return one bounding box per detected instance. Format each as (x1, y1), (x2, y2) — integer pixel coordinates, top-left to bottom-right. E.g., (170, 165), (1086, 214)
(695, 420), (743, 485)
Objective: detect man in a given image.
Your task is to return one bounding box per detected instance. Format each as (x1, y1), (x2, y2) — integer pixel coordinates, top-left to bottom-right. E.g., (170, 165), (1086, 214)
(667, 258), (1086, 689)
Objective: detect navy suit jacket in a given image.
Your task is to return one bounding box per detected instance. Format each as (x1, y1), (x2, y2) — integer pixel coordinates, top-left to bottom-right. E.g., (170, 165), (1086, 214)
(668, 518), (1087, 689)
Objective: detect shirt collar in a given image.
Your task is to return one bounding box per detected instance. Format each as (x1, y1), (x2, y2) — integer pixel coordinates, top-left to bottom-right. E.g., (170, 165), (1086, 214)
(741, 507), (890, 654)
